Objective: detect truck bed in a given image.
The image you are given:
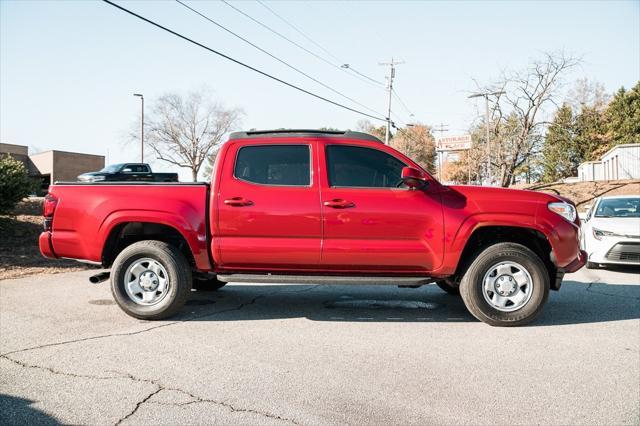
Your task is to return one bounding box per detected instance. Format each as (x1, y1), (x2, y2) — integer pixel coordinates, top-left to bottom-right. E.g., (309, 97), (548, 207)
(44, 182), (210, 268)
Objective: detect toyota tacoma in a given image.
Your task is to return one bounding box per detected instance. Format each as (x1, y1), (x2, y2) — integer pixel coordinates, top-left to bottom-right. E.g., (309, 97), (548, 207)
(40, 129), (586, 326)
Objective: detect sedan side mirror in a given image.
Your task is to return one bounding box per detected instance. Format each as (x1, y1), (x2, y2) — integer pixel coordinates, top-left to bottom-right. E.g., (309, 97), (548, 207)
(401, 167), (428, 189)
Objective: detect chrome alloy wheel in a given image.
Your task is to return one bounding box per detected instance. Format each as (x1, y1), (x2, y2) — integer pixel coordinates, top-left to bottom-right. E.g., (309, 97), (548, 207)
(482, 261), (533, 312)
(124, 258), (170, 306)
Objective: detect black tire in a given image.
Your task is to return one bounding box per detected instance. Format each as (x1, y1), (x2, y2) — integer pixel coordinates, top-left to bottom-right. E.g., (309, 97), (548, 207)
(192, 276), (227, 291)
(111, 240), (192, 320)
(459, 242), (549, 327)
(436, 280), (460, 295)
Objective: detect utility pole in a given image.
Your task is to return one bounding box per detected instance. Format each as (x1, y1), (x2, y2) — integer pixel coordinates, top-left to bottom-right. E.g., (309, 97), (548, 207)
(133, 93), (144, 162)
(432, 123), (449, 182)
(468, 90), (505, 186)
(379, 58), (404, 145)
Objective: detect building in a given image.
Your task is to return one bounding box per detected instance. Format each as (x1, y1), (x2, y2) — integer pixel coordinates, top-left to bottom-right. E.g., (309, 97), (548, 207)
(601, 143), (640, 181)
(577, 161), (604, 182)
(0, 143), (104, 190)
(578, 143), (640, 181)
(0, 143), (30, 165)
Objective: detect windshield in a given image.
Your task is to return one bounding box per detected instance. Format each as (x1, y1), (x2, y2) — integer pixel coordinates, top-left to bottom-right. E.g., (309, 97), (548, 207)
(594, 198), (640, 218)
(100, 163), (124, 173)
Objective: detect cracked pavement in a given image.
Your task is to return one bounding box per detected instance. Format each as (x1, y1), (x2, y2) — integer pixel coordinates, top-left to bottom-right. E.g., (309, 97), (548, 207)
(1, 267), (639, 425)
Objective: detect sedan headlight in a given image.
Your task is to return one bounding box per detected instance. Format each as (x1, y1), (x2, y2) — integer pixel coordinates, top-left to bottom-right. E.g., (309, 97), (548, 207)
(548, 202), (576, 223)
(592, 228), (617, 240)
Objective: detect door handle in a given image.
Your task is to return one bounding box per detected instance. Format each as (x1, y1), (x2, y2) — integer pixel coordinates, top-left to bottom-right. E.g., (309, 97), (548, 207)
(323, 199), (355, 209)
(224, 197), (253, 207)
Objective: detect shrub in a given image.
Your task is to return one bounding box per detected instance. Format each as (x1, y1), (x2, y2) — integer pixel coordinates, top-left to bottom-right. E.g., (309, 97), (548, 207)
(0, 154), (36, 215)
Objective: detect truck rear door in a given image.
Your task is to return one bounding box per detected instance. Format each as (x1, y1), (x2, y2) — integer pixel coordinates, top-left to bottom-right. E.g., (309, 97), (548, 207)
(215, 141), (322, 269)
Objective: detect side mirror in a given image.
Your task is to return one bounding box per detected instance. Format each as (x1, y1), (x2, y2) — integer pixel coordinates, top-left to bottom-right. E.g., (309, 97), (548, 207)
(401, 167), (428, 189)
(122, 168), (132, 173)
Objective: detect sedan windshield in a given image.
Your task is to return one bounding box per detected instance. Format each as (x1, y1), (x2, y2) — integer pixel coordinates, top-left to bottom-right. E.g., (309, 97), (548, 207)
(595, 198), (640, 218)
(100, 163), (124, 173)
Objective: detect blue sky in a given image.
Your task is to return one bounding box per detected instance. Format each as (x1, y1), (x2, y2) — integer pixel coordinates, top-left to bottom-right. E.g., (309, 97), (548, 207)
(1, 0), (639, 180)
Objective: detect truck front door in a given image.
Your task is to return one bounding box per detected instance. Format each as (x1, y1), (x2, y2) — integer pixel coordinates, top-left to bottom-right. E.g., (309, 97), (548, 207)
(318, 143), (444, 273)
(216, 141), (322, 269)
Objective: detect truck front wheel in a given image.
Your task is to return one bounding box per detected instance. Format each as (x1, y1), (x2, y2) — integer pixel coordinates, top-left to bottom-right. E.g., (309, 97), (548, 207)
(459, 243), (549, 327)
(110, 240), (192, 320)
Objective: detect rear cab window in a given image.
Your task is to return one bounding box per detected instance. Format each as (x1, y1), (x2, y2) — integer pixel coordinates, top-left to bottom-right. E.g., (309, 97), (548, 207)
(234, 144), (311, 186)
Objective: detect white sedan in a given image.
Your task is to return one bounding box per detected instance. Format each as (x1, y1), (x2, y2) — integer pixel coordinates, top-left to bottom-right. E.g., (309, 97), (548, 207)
(581, 195), (640, 268)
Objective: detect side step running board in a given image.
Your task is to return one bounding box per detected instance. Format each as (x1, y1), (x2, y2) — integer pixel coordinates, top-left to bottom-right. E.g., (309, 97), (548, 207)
(216, 274), (433, 286)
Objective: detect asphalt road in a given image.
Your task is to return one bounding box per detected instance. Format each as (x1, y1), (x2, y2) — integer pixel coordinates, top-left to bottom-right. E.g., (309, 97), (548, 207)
(1, 266), (639, 425)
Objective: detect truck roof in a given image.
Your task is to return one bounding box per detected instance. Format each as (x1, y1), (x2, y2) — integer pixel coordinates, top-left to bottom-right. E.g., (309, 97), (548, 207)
(229, 129), (383, 144)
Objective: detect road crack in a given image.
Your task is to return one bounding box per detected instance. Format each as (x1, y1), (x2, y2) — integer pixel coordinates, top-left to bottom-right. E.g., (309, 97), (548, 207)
(1, 295), (302, 424)
(585, 281), (640, 300)
(145, 394), (302, 425)
(1, 296), (263, 358)
(1, 354), (300, 425)
(115, 386), (163, 425)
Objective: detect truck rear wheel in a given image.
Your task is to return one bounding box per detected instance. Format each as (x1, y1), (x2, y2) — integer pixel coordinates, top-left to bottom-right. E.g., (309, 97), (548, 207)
(459, 243), (549, 327)
(110, 240), (192, 320)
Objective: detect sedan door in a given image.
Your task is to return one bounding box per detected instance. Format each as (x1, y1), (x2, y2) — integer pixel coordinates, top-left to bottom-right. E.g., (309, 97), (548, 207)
(319, 143), (444, 273)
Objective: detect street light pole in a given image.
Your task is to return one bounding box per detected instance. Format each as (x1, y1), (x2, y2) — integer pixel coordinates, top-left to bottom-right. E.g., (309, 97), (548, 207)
(468, 90), (505, 186)
(133, 93), (144, 163)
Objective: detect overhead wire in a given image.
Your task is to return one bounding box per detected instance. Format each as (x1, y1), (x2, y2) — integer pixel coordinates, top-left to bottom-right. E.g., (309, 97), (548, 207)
(220, 0), (382, 89)
(174, 0), (385, 118)
(254, 0), (384, 86)
(101, 0), (386, 122)
(392, 88), (415, 120)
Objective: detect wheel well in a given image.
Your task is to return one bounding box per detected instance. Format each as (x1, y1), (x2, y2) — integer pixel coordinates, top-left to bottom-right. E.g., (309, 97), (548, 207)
(453, 226), (557, 289)
(102, 222), (195, 268)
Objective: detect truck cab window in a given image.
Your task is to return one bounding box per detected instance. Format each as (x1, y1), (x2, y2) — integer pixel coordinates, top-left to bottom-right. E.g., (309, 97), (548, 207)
(234, 145), (310, 186)
(124, 164), (149, 173)
(326, 145), (406, 188)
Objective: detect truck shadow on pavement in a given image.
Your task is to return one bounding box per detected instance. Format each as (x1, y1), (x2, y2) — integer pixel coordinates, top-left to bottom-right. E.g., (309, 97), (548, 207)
(0, 394), (59, 425)
(180, 279), (640, 327)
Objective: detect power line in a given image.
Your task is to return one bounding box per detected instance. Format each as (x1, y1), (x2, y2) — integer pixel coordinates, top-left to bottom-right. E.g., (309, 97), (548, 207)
(392, 88), (415, 119)
(220, 0), (381, 89)
(256, 0), (340, 62)
(101, 0), (386, 122)
(175, 0), (384, 118)
(255, 0), (384, 86)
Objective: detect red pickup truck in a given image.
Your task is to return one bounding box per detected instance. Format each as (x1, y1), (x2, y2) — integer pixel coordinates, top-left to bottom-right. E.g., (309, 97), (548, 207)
(39, 129), (586, 326)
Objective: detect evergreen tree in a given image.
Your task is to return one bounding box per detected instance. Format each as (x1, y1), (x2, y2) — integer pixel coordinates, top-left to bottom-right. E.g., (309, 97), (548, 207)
(606, 82), (640, 146)
(542, 104), (576, 182)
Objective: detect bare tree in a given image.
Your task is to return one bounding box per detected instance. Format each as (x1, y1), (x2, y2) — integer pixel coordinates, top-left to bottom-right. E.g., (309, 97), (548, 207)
(473, 52), (579, 187)
(146, 90), (243, 181)
(356, 119), (387, 141)
(566, 78), (610, 113)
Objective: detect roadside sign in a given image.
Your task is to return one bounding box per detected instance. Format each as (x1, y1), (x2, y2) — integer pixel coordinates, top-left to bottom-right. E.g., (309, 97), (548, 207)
(436, 134), (472, 151)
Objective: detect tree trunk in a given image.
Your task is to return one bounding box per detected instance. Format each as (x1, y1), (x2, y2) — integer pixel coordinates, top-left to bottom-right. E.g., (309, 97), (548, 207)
(191, 168), (198, 182)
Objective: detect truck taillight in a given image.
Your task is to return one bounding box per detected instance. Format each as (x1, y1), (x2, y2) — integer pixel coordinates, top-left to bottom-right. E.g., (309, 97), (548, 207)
(43, 194), (58, 230)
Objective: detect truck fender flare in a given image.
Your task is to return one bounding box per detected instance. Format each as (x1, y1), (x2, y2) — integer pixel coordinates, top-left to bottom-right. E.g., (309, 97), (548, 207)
(98, 210), (211, 270)
(433, 212), (553, 276)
